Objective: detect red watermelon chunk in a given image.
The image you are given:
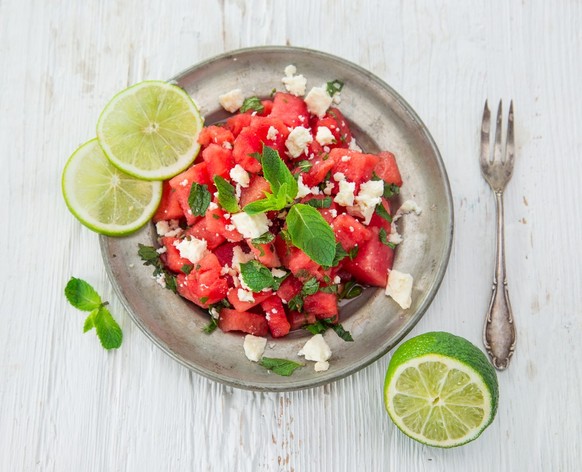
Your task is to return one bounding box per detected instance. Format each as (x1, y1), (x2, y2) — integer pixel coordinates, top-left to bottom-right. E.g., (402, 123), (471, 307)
(369, 198), (392, 232)
(176, 253), (228, 308)
(276, 275), (303, 303)
(269, 92), (309, 128)
(169, 162), (213, 225)
(160, 237), (192, 273)
(239, 175), (271, 208)
(153, 181), (184, 222)
(186, 218), (226, 250)
(205, 207), (243, 242)
(304, 292), (339, 322)
(300, 154), (337, 187)
(332, 213), (372, 251)
(329, 149), (379, 186)
(287, 310), (317, 331)
(343, 226), (394, 287)
(246, 238), (281, 268)
(374, 151), (403, 186)
(198, 125), (235, 147)
(261, 295), (290, 338)
(312, 107), (352, 149)
(227, 288), (272, 313)
(202, 144), (235, 179)
(218, 308), (268, 336)
(226, 113), (252, 137)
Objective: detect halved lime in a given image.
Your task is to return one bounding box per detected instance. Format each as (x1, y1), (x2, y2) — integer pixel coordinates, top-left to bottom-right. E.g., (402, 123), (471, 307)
(96, 80), (204, 180)
(62, 139), (162, 236)
(384, 332), (499, 448)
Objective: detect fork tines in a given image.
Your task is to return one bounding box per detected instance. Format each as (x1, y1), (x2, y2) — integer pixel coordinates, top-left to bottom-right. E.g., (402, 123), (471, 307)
(480, 100), (515, 167)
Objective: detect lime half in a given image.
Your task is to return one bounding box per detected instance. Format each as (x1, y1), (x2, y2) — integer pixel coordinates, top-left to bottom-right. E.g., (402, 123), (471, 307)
(384, 332), (499, 448)
(96, 80), (204, 180)
(62, 139), (162, 236)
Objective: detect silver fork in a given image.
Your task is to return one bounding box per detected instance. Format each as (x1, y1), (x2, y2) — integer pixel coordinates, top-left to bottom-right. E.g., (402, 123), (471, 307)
(480, 100), (517, 370)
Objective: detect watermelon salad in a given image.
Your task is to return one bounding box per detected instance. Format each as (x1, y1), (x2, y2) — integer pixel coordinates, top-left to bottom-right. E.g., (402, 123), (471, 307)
(140, 65), (414, 345)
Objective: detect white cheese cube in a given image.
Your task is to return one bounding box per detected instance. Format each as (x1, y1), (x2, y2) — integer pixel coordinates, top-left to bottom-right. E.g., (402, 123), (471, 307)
(333, 180), (356, 207)
(305, 86), (333, 117)
(314, 361), (330, 372)
(174, 237), (207, 264)
(230, 212), (270, 239)
(285, 126), (313, 158)
(315, 126), (335, 145)
(229, 164), (250, 188)
(385, 270), (413, 309)
(298, 334), (332, 362)
(218, 89), (245, 113)
(243, 334), (267, 362)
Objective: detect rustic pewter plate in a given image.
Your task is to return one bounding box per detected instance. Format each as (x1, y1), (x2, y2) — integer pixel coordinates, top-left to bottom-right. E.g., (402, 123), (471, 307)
(100, 46), (453, 391)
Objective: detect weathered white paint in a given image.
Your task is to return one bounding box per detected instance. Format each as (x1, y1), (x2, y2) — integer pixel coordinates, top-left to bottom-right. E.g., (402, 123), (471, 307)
(1, 1), (580, 471)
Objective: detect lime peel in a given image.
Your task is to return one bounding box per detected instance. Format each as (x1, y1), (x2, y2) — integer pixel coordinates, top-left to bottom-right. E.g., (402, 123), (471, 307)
(384, 331), (499, 448)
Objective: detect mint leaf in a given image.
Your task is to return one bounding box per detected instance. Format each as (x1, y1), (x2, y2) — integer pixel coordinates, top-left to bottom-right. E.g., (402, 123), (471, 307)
(304, 320), (328, 335)
(203, 317), (219, 334)
(64, 277), (102, 311)
(339, 280), (363, 300)
(348, 246), (359, 260)
(326, 79), (344, 96)
(288, 295), (304, 312)
(180, 264), (194, 274)
(304, 317), (353, 342)
(379, 228), (396, 248)
(83, 308), (98, 332)
(243, 185), (289, 215)
(375, 202), (392, 222)
(302, 277), (320, 296)
(383, 183), (400, 199)
(330, 323), (354, 342)
(304, 197), (332, 209)
(188, 182), (211, 216)
(286, 204), (336, 266)
(240, 96), (264, 114)
(297, 160), (312, 173)
(240, 260), (276, 292)
(259, 357), (304, 376)
(214, 176), (240, 213)
(93, 306), (123, 350)
(251, 232), (275, 245)
(261, 145), (298, 199)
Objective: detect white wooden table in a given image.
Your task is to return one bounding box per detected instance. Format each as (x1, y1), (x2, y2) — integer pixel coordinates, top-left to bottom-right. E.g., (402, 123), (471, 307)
(1, 1), (579, 470)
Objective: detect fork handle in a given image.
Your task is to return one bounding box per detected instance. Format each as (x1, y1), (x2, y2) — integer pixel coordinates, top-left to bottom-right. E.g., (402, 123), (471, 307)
(483, 191), (517, 370)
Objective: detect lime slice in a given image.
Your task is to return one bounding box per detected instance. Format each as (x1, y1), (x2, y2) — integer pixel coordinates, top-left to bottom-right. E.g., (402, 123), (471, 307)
(62, 139), (162, 236)
(384, 332), (498, 448)
(96, 80), (204, 180)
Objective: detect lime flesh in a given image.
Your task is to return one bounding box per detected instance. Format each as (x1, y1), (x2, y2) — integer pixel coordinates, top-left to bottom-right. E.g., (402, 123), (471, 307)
(96, 80), (204, 180)
(62, 139), (162, 236)
(384, 332), (499, 448)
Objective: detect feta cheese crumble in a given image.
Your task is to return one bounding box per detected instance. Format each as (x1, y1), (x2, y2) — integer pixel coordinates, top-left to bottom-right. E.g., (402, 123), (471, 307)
(271, 268), (287, 278)
(314, 361), (330, 372)
(231, 246), (255, 271)
(354, 179), (384, 224)
(385, 270), (413, 309)
(315, 126), (335, 145)
(285, 126), (313, 158)
(243, 334), (267, 362)
(174, 237), (207, 264)
(231, 212), (270, 239)
(229, 164), (250, 188)
(298, 334), (332, 362)
(305, 86), (333, 117)
(218, 88), (245, 113)
(238, 288), (255, 303)
(266, 125), (279, 141)
(333, 180), (356, 207)
(281, 65), (307, 97)
(296, 175), (321, 199)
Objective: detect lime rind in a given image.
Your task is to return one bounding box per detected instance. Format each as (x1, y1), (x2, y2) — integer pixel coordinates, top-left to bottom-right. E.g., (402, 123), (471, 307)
(384, 332), (499, 448)
(96, 80), (204, 181)
(62, 139), (162, 236)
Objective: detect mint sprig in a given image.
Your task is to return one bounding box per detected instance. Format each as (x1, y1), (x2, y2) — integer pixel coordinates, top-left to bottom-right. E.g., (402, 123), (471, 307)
(188, 182), (211, 216)
(239, 260), (288, 292)
(64, 277), (123, 350)
(214, 176), (240, 213)
(304, 317), (354, 342)
(259, 357), (304, 376)
(240, 96), (264, 114)
(286, 204), (337, 266)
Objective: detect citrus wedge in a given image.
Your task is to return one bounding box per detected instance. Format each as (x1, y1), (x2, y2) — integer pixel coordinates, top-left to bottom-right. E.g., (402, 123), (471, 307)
(384, 332), (499, 448)
(96, 80), (204, 180)
(62, 139), (162, 236)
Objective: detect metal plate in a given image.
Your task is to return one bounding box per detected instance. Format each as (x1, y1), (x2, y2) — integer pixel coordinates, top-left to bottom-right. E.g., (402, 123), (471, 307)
(100, 46), (454, 391)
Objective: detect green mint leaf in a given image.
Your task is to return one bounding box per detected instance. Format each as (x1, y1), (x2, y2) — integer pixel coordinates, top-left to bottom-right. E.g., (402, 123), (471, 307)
(319, 285), (338, 294)
(288, 295), (304, 312)
(297, 160), (313, 173)
(348, 246), (359, 260)
(83, 308), (98, 333)
(259, 357), (304, 376)
(93, 306), (123, 350)
(243, 187), (288, 215)
(137, 244), (177, 292)
(181, 264), (194, 274)
(340, 280), (363, 300)
(331, 243), (348, 267)
(304, 320), (328, 335)
(240, 96), (264, 114)
(330, 323), (354, 342)
(188, 182), (211, 216)
(302, 278), (320, 296)
(165, 273), (178, 293)
(379, 228), (396, 248)
(240, 260), (276, 292)
(64, 277), (102, 311)
(214, 176), (240, 213)
(203, 317), (219, 334)
(326, 79), (344, 96)
(261, 145), (298, 200)
(383, 183), (400, 199)
(375, 202), (393, 222)
(286, 204), (337, 267)
(251, 231), (275, 245)
(304, 197), (333, 209)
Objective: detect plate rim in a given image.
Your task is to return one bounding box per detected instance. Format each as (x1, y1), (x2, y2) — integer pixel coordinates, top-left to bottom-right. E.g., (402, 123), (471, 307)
(100, 45), (454, 392)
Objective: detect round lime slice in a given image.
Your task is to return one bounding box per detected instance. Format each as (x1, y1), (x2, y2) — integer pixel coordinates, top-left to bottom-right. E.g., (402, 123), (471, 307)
(384, 332), (499, 448)
(96, 80), (204, 180)
(62, 139), (162, 236)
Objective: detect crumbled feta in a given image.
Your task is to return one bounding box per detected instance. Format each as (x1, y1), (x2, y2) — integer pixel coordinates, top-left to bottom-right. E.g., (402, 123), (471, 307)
(231, 246), (255, 271)
(296, 175), (320, 199)
(282, 74), (307, 97)
(156, 219), (182, 237)
(222, 141), (233, 150)
(209, 307), (220, 319)
(180, 178), (189, 187)
(284, 64), (296, 76)
(348, 139), (362, 152)
(329, 209), (338, 218)
(315, 126), (335, 145)
(397, 200), (423, 217)
(238, 288), (255, 303)
(271, 268), (287, 278)
(354, 179), (384, 224)
(243, 334), (267, 362)
(229, 164), (250, 188)
(156, 246), (167, 255)
(385, 270), (413, 309)
(333, 275), (341, 284)
(298, 334), (332, 362)
(333, 172), (346, 182)
(388, 223), (403, 245)
(218, 88), (245, 113)
(208, 201), (219, 211)
(341, 155), (351, 162)
(266, 125), (279, 141)
(231, 212), (270, 239)
(305, 86), (333, 117)
(285, 126), (313, 158)
(323, 181), (335, 196)
(153, 273), (166, 288)
(155, 220), (170, 236)
(174, 237), (207, 264)
(334, 180), (356, 207)
(314, 361), (330, 372)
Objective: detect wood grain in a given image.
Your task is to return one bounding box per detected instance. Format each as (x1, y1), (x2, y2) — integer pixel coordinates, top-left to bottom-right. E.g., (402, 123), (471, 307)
(1, 0), (581, 470)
